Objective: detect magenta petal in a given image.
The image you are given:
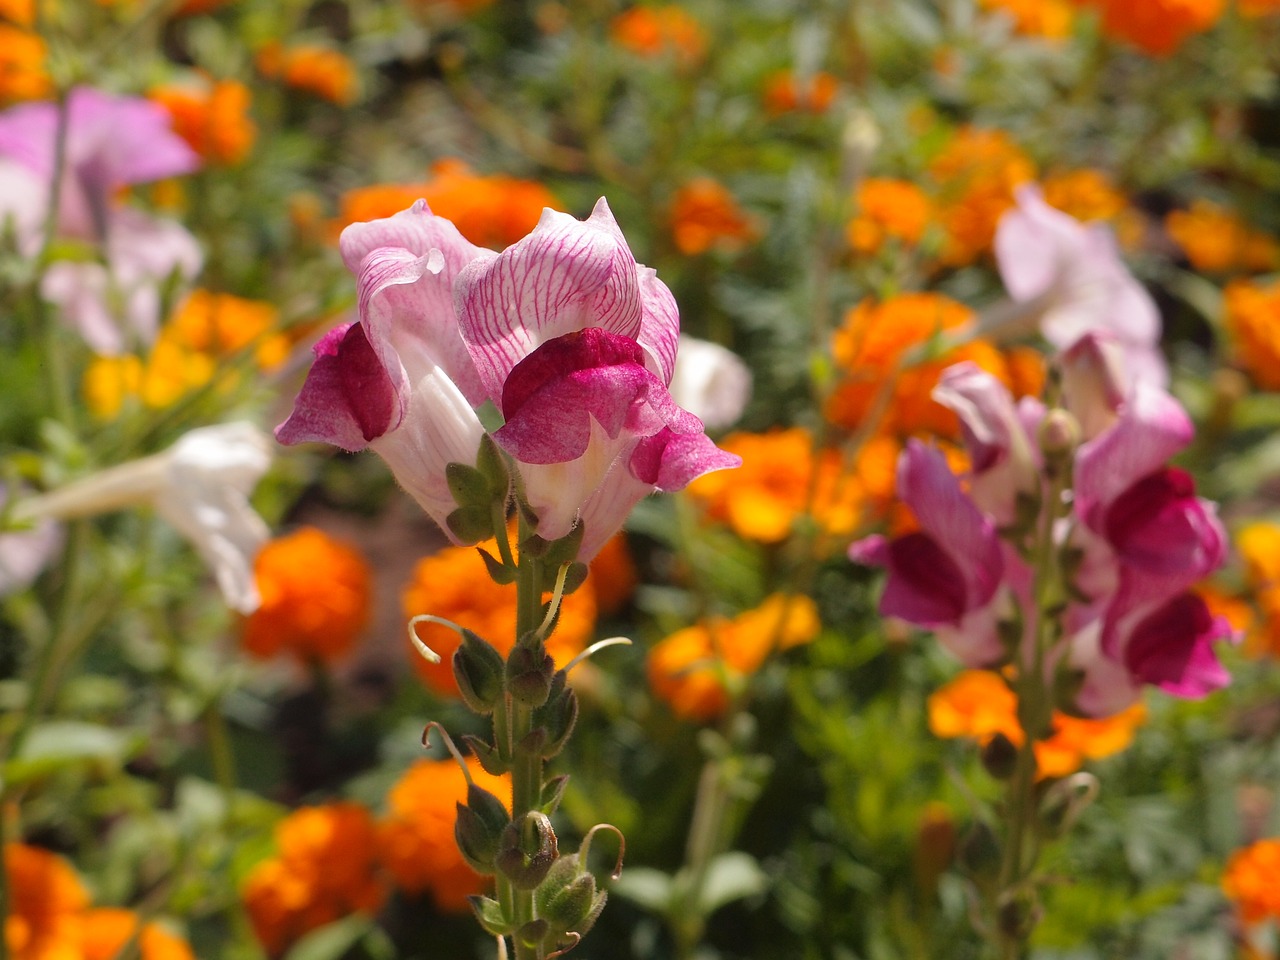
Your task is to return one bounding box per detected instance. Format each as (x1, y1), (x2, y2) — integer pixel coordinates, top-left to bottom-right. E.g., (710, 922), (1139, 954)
(848, 534), (889, 567)
(1074, 382), (1193, 523)
(276, 322), (401, 450)
(1103, 468), (1226, 582)
(457, 199), (645, 399)
(1123, 593), (1232, 698)
(629, 428), (741, 491)
(881, 532), (970, 625)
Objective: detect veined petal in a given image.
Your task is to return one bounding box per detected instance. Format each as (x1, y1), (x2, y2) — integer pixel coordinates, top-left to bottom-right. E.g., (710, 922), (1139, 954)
(457, 198), (644, 399)
(276, 322), (402, 450)
(630, 427), (742, 491)
(1102, 468), (1227, 583)
(636, 265), (680, 383)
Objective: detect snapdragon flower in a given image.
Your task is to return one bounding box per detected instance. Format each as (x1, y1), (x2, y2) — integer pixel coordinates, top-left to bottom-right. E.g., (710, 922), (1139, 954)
(278, 198), (739, 561)
(0, 87), (203, 353)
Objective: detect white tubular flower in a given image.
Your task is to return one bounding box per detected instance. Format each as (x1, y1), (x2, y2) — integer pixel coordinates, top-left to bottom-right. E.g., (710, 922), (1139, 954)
(15, 422), (272, 613)
(667, 335), (753, 431)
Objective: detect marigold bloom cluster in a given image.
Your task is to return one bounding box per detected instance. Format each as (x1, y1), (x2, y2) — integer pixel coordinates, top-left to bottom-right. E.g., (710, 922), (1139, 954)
(401, 538), (596, 696)
(256, 42), (357, 105)
(84, 290), (286, 419)
(687, 427), (877, 543)
(609, 5), (707, 64)
(150, 78), (256, 165)
(377, 757), (509, 910)
(1224, 279), (1280, 390)
(5, 843), (194, 960)
(242, 804), (386, 956)
(1074, 0), (1225, 56)
(0, 24), (47, 102)
(648, 594), (821, 720)
(668, 178), (759, 256)
(1239, 0), (1280, 14)
(1223, 838), (1280, 925)
(1166, 201), (1280, 274)
(978, 0), (1075, 39)
(761, 70), (839, 115)
(846, 178), (933, 256)
(241, 526), (373, 663)
(929, 127), (1035, 267)
(1040, 169), (1129, 225)
(337, 159), (560, 249)
(927, 670), (1146, 778)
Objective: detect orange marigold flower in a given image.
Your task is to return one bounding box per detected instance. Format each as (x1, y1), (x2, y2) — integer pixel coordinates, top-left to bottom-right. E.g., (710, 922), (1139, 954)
(0, 0), (33, 24)
(5, 843), (90, 960)
(929, 127), (1035, 267)
(150, 78), (256, 166)
(761, 69), (839, 115)
(668, 178), (759, 256)
(846, 178), (932, 255)
(1224, 279), (1280, 390)
(335, 160), (560, 250)
(928, 670), (1146, 778)
(1040, 169), (1128, 224)
(400, 538), (595, 696)
(1239, 0), (1280, 15)
(1075, 0), (1225, 55)
(1224, 838), (1280, 924)
(257, 41), (357, 106)
(686, 427), (863, 543)
(166, 289), (287, 369)
(1166, 200), (1280, 274)
(609, 5), (707, 64)
(648, 594), (820, 721)
(243, 804), (386, 957)
(78, 909), (195, 960)
(377, 757), (508, 909)
(242, 527), (373, 664)
(978, 0), (1075, 38)
(0, 25), (49, 102)
(1197, 582), (1258, 657)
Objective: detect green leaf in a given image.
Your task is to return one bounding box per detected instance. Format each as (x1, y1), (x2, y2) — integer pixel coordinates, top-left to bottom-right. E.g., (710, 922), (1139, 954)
(280, 915), (375, 960)
(610, 866), (674, 913)
(698, 852), (769, 913)
(5, 721), (138, 783)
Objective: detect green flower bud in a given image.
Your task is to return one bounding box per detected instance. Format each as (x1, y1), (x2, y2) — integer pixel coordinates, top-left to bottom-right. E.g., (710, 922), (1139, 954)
(454, 783), (511, 875)
(497, 811), (559, 889)
(453, 630), (506, 714)
(507, 640), (555, 707)
(980, 732), (1020, 781)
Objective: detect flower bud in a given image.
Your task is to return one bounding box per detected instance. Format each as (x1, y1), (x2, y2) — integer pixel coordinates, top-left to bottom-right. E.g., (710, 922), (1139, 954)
(455, 783), (511, 875)
(497, 811), (559, 889)
(453, 630), (506, 714)
(533, 671), (579, 759)
(534, 855), (608, 941)
(980, 732), (1020, 781)
(956, 821), (1001, 887)
(1037, 408), (1080, 479)
(507, 640), (555, 707)
(997, 889), (1042, 943)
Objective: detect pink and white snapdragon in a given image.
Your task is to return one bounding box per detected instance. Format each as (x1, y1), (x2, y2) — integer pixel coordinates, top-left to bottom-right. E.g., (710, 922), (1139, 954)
(851, 343), (1232, 717)
(277, 198), (739, 561)
(0, 87), (203, 353)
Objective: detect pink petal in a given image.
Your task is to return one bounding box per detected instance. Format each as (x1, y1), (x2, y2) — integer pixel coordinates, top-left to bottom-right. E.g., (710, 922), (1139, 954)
(995, 185), (1086, 303)
(1102, 468), (1226, 583)
(276, 322), (401, 450)
(629, 428), (741, 491)
(1122, 593), (1232, 698)
(881, 531), (970, 625)
(637, 265), (680, 383)
(457, 199), (645, 399)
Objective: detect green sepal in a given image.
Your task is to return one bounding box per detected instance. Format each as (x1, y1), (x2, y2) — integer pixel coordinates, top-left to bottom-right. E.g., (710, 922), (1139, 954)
(476, 434), (511, 498)
(447, 462), (491, 507)
(539, 774), (570, 815)
(533, 680), (578, 760)
(514, 920), (549, 952)
(468, 895), (516, 937)
(496, 812), (559, 890)
(477, 548), (518, 585)
(454, 783), (511, 875)
(507, 640), (555, 707)
(447, 505), (493, 545)
(461, 735), (510, 777)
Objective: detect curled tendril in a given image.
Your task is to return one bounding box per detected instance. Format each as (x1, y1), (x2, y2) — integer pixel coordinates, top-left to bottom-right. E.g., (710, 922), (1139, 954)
(422, 721), (474, 787)
(562, 637), (632, 675)
(536, 562), (573, 641)
(545, 932), (581, 959)
(579, 823), (626, 881)
(407, 611), (477, 664)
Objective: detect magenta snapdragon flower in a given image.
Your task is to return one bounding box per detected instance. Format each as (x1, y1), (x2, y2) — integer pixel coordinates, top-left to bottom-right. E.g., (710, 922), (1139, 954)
(277, 199), (739, 561)
(851, 349), (1232, 716)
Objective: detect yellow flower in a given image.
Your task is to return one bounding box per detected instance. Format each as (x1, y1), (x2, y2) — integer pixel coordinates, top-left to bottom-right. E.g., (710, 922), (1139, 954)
(242, 527), (373, 664)
(400, 537), (595, 696)
(377, 758), (509, 910)
(648, 594), (820, 721)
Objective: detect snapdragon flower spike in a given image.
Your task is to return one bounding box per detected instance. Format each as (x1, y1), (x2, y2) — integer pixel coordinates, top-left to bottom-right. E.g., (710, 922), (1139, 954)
(850, 441), (1003, 632)
(278, 199), (739, 561)
(995, 185), (1166, 388)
